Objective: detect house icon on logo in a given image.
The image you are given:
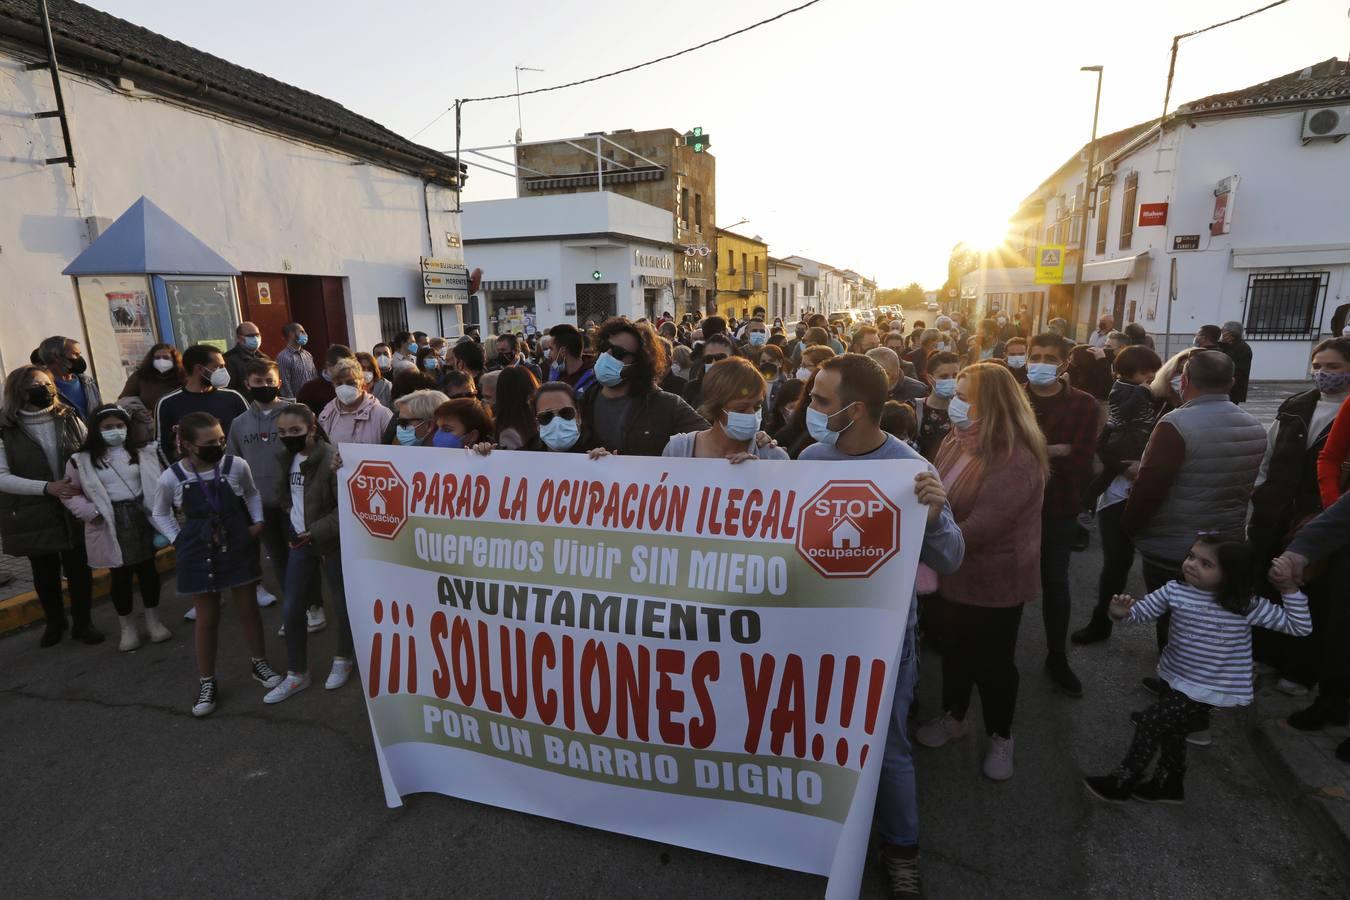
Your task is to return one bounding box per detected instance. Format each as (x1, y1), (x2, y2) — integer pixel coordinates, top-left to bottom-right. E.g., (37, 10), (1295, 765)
(369, 491), (387, 516)
(829, 515), (862, 549)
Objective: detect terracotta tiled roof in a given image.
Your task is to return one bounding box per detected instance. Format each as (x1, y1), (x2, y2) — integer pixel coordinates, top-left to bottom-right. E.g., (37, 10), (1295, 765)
(1179, 58), (1350, 115)
(0, 0), (463, 185)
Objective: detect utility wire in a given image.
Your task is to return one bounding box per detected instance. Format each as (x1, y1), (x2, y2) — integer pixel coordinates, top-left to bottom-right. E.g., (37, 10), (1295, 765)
(410, 0), (825, 138)
(1177, 0), (1291, 42)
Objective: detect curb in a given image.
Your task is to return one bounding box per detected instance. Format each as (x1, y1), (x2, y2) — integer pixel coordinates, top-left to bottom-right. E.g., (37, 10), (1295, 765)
(1250, 717), (1350, 877)
(0, 548), (176, 636)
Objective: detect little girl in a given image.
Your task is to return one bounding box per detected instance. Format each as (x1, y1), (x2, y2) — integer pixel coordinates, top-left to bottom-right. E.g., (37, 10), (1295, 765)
(151, 411), (282, 717)
(1084, 536), (1310, 803)
(265, 404), (354, 703)
(61, 405), (169, 651)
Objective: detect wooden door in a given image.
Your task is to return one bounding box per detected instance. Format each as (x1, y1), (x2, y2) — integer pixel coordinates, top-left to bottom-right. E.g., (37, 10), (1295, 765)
(240, 274), (293, 356)
(286, 275), (331, 365)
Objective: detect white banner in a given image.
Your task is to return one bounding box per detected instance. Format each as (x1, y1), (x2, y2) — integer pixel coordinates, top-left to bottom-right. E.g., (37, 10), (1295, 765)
(337, 445), (925, 896)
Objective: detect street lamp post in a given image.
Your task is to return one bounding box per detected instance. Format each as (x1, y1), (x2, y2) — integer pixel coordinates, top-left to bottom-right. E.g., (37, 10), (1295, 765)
(1069, 65), (1103, 338)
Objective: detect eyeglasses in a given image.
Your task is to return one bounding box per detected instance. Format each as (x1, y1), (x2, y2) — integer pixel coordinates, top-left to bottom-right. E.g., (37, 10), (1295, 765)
(704, 354), (729, 365)
(605, 346), (638, 362)
(447, 391), (478, 400)
(396, 418), (425, 428)
(537, 408), (578, 426)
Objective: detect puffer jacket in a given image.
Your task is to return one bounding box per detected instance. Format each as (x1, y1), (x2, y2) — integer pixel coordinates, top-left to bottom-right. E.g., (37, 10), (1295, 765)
(0, 408), (86, 556)
(62, 446), (165, 568)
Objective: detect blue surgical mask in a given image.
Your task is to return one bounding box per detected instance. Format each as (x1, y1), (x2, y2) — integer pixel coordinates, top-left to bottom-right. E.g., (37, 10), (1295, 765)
(933, 378), (957, 398)
(1005, 355), (1026, 369)
(540, 416), (581, 451)
(1027, 363), (1059, 386)
(422, 357), (439, 371)
(395, 425), (420, 446)
(594, 350), (629, 387)
(806, 403), (855, 446)
(407, 343), (419, 355)
(722, 408), (761, 442)
(296, 334), (308, 346)
(947, 396), (974, 429)
(243, 336), (261, 351)
(432, 430), (463, 449)
(101, 427), (128, 447)
(748, 331), (767, 347)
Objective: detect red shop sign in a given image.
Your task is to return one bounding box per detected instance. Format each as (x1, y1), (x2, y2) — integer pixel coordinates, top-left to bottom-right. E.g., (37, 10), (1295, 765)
(1138, 202), (1169, 227)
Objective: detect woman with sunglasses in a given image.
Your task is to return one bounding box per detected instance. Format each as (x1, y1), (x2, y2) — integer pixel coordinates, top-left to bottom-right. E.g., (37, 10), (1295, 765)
(389, 389), (449, 447)
(579, 318), (707, 456)
(471, 382), (591, 455)
(664, 357), (787, 463)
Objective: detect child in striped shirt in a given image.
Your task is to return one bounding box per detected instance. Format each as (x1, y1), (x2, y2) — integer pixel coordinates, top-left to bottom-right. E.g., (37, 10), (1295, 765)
(1084, 536), (1310, 804)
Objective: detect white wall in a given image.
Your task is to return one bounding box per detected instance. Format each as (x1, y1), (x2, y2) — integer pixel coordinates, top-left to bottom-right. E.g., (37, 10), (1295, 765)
(0, 49), (456, 378)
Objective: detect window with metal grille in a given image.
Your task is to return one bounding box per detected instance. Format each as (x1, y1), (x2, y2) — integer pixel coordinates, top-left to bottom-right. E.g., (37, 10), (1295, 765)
(377, 297), (408, 344)
(1095, 189), (1111, 256)
(1244, 273), (1329, 340)
(1119, 172), (1137, 251)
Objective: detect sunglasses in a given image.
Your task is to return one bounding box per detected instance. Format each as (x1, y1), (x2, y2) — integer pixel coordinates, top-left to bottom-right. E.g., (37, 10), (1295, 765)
(537, 408), (578, 426)
(703, 354), (729, 365)
(447, 391), (478, 400)
(605, 346), (638, 362)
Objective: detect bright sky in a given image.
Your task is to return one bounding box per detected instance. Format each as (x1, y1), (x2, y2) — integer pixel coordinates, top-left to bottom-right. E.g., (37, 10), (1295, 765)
(88, 0), (1350, 288)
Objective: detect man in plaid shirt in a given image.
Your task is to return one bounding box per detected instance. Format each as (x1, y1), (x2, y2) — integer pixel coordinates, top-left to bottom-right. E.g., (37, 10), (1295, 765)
(1025, 332), (1102, 699)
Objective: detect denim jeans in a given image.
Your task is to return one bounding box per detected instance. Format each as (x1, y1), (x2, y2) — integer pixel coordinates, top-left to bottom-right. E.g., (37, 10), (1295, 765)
(875, 623), (919, 847)
(282, 540), (351, 673)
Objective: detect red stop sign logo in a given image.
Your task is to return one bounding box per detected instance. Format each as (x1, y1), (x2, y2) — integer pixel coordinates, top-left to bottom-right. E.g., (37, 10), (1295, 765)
(796, 480), (900, 578)
(348, 460), (409, 540)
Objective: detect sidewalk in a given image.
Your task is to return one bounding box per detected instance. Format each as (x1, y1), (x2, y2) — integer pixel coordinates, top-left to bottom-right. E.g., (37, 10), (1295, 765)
(0, 549), (175, 635)
(1252, 684), (1350, 865)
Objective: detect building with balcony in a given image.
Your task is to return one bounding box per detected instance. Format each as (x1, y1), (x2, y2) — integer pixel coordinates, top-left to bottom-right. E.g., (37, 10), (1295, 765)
(715, 229), (768, 320)
(514, 128), (715, 317)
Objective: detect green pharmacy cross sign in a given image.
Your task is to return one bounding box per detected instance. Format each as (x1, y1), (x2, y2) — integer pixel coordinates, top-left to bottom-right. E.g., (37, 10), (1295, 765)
(685, 127), (711, 153)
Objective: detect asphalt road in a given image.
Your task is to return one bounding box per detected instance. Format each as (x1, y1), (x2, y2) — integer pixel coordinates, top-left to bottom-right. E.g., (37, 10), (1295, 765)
(0, 438), (1343, 897)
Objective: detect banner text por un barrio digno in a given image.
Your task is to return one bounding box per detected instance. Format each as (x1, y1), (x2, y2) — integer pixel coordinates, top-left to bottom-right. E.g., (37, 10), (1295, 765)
(376, 469), (894, 776)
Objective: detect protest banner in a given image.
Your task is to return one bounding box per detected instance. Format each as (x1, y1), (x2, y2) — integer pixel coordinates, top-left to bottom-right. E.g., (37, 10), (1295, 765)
(337, 445), (927, 897)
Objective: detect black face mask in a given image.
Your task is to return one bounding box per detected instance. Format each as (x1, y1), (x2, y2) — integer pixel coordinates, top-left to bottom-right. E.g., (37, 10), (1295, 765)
(66, 357), (88, 376)
(280, 434), (309, 454)
(26, 384), (55, 408)
(251, 386), (280, 404)
(195, 444), (225, 465)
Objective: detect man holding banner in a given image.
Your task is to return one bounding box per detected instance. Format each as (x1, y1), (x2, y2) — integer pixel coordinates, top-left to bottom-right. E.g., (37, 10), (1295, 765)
(800, 354), (966, 897)
(337, 351), (961, 899)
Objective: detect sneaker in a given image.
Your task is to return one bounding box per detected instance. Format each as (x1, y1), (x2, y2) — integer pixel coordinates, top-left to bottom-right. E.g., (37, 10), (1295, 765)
(915, 713), (969, 749)
(192, 677), (217, 717)
(1287, 700), (1350, 732)
(1133, 770), (1185, 804)
(1045, 654), (1083, 698)
(256, 585), (279, 608)
(1185, 729), (1212, 747)
(1275, 678), (1311, 697)
(277, 622), (286, 637)
(878, 844), (921, 899)
(1084, 771), (1135, 803)
(250, 657), (283, 689)
(183, 606), (198, 622)
(264, 672), (311, 704)
(144, 609), (172, 643)
(983, 735), (1015, 780)
(325, 657), (355, 690)
(306, 607), (327, 633)
(1070, 619), (1112, 645)
(1140, 676), (1165, 697)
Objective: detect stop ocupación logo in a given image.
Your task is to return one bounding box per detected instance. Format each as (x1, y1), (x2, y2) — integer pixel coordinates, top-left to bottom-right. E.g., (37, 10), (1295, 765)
(348, 460), (409, 540)
(795, 480), (900, 578)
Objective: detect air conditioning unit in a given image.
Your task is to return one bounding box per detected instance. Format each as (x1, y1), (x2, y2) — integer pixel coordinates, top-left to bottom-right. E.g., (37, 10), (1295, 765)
(1302, 107), (1350, 141)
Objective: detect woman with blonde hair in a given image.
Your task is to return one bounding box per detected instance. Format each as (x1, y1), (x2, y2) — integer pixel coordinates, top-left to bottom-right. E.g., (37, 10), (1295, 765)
(915, 362), (1048, 781)
(663, 357), (784, 461)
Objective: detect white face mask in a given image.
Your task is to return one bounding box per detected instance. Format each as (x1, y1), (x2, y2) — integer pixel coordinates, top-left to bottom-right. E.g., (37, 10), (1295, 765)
(796, 367), (813, 381)
(208, 367), (231, 389)
(375, 355), (391, 369)
(152, 358), (175, 374)
(362, 371), (375, 385)
(335, 384), (362, 405)
(1170, 375), (1184, 395)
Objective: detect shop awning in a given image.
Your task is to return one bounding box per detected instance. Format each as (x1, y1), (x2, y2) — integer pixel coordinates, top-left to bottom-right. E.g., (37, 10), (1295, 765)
(1231, 244), (1350, 268)
(482, 279), (547, 291)
(640, 275), (673, 288)
(63, 196), (240, 276)
(1081, 251), (1150, 283)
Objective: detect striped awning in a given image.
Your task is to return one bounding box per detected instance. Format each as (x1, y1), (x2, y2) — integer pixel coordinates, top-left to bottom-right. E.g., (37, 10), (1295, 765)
(524, 167), (664, 191)
(483, 279), (547, 291)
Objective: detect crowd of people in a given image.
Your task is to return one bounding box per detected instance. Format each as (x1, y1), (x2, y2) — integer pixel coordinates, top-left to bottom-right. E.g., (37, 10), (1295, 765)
(1, 305), (1347, 898)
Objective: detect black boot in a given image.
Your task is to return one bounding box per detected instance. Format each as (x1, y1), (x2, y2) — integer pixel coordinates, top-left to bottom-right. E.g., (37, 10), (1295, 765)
(1046, 653), (1083, 698)
(39, 622), (65, 647)
(1287, 699), (1350, 732)
(1084, 770), (1136, 803)
(37, 592), (67, 648)
(1133, 769), (1185, 804)
(70, 621), (105, 645)
(1071, 616), (1112, 645)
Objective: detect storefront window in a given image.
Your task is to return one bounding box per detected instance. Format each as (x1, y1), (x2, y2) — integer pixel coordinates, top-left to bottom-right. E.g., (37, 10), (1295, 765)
(488, 292), (536, 336)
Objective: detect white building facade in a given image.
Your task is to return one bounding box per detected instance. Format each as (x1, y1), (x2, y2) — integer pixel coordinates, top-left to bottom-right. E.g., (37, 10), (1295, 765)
(462, 193), (677, 332)
(767, 258), (801, 322)
(0, 2), (466, 383)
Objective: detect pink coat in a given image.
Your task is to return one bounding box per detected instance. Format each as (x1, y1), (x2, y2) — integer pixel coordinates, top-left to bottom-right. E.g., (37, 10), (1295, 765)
(318, 393), (393, 446)
(937, 443), (1045, 607)
(62, 447), (164, 569)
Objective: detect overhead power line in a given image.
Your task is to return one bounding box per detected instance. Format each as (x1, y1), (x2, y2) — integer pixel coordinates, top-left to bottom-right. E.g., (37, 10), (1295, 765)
(410, 0), (826, 138)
